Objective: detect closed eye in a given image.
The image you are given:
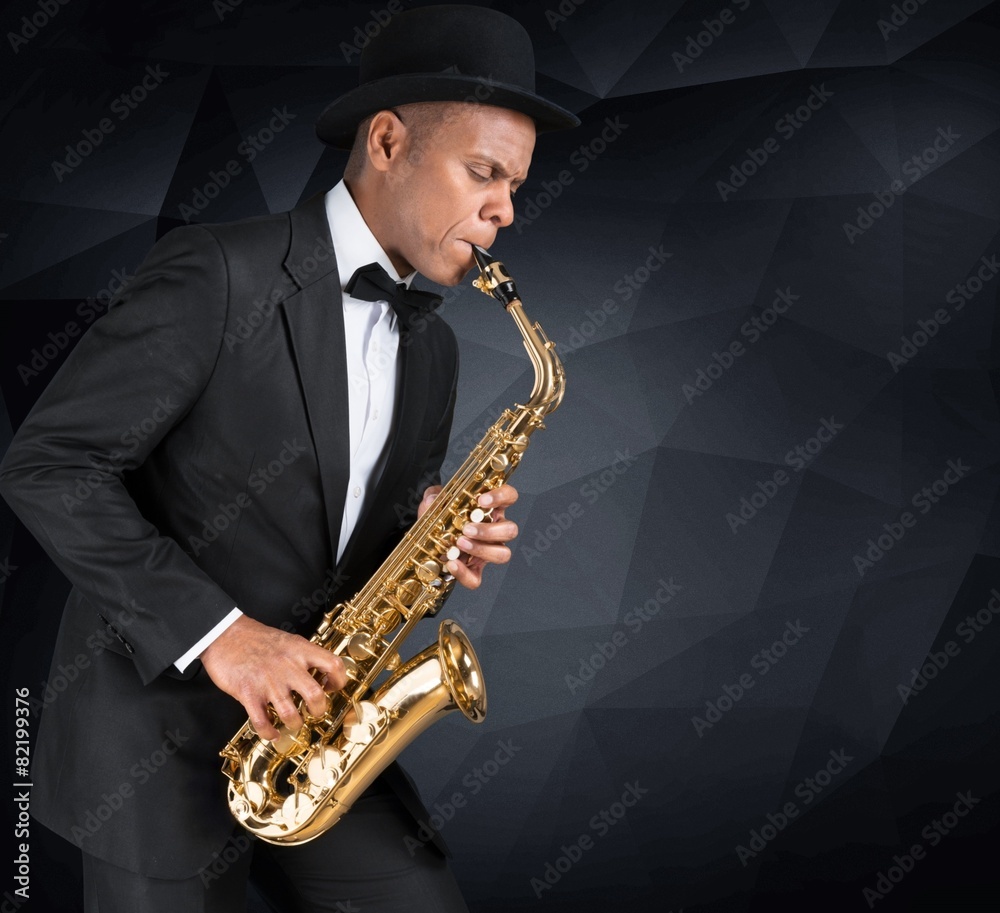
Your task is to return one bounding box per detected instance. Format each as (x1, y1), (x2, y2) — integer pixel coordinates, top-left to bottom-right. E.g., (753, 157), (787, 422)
(467, 163), (524, 199)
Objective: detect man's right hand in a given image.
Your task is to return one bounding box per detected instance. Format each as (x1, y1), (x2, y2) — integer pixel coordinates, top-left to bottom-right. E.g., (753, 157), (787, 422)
(200, 615), (347, 741)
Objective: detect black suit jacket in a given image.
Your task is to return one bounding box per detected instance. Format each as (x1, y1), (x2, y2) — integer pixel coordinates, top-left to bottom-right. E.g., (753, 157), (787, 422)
(0, 193), (459, 878)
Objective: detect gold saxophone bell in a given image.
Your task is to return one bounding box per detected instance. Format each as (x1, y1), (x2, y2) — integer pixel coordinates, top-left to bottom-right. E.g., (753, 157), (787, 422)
(220, 245), (565, 845)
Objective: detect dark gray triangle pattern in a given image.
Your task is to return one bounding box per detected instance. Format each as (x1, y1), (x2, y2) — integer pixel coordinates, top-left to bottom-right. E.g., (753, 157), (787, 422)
(2, 2), (1000, 911)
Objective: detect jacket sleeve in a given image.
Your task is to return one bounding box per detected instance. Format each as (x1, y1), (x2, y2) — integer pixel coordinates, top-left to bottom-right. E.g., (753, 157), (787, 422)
(0, 225), (239, 685)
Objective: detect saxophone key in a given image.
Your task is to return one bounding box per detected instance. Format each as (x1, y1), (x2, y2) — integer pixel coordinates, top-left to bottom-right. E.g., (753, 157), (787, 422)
(307, 746), (344, 788)
(347, 633), (376, 660)
(302, 704), (330, 726)
(281, 790), (312, 825)
(230, 795), (252, 821)
(416, 559), (441, 583)
(396, 578), (422, 606)
(342, 700), (382, 745)
(268, 723), (309, 757)
(233, 780), (267, 818)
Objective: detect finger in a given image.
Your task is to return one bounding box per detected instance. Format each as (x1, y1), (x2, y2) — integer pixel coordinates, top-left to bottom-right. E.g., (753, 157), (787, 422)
(479, 484), (518, 510)
(460, 519), (518, 543)
(419, 485), (444, 519)
(455, 536), (511, 566)
(315, 670), (341, 693)
(304, 646), (347, 691)
(270, 694), (306, 733)
(293, 676), (332, 719)
(247, 703), (280, 742)
(447, 557), (484, 590)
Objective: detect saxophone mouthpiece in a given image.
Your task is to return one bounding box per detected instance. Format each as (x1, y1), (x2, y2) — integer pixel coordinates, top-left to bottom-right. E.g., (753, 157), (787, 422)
(470, 243), (519, 308)
(471, 244), (492, 272)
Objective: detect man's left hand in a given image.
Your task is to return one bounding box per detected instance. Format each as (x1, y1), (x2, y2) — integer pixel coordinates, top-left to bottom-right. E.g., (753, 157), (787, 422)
(417, 483), (519, 590)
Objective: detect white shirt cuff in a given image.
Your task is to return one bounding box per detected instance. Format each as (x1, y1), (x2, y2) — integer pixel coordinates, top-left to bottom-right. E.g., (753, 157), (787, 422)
(174, 607), (243, 672)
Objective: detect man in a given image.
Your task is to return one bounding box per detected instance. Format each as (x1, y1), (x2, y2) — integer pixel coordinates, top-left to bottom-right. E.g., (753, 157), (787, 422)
(0, 5), (577, 912)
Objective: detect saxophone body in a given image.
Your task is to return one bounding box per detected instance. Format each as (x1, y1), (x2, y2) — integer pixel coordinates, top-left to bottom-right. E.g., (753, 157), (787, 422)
(220, 246), (566, 845)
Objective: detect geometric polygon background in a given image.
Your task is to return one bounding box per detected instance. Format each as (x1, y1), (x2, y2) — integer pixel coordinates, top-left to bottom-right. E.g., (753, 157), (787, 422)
(1, 1), (998, 910)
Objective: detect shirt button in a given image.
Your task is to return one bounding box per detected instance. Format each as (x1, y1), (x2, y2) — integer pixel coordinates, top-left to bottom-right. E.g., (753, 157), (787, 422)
(372, 409), (379, 420)
(353, 486), (362, 498)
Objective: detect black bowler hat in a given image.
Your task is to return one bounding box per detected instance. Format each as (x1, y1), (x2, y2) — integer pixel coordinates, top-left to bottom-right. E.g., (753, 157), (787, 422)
(316, 4), (580, 150)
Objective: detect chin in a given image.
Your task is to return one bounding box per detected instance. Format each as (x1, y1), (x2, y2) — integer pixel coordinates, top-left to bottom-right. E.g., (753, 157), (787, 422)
(426, 257), (473, 288)
(438, 271), (469, 288)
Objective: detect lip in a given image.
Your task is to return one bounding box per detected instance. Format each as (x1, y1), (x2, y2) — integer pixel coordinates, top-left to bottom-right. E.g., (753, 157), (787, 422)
(459, 238), (495, 255)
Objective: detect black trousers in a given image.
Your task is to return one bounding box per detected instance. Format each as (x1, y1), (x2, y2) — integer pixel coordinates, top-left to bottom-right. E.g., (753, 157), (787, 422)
(81, 786), (469, 913)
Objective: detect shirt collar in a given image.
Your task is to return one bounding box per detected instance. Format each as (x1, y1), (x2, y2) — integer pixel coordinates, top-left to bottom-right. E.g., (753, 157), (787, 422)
(324, 180), (417, 293)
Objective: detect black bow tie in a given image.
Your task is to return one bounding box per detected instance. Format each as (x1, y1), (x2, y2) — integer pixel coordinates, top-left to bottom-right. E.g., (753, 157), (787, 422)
(344, 262), (443, 322)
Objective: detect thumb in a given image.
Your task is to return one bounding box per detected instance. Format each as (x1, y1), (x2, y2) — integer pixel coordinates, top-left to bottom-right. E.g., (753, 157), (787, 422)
(418, 485), (443, 518)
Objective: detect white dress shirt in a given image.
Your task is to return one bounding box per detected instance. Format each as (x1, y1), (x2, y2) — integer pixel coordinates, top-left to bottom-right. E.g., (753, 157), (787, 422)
(175, 181), (412, 671)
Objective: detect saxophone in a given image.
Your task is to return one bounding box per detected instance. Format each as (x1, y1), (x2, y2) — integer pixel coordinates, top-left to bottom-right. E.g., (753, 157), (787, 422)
(220, 244), (566, 844)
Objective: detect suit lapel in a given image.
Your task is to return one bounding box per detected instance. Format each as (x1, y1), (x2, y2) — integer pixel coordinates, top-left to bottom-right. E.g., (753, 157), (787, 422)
(280, 193), (350, 565)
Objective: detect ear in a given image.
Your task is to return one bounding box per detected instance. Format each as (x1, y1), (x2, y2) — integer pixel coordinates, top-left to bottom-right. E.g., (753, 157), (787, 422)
(365, 110), (408, 174)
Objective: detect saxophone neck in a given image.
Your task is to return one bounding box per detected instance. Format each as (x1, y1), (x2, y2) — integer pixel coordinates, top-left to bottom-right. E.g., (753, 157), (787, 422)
(507, 300), (566, 417)
(471, 245), (566, 416)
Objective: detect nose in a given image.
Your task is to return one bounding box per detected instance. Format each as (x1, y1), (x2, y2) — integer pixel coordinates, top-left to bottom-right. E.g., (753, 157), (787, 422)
(482, 183), (515, 229)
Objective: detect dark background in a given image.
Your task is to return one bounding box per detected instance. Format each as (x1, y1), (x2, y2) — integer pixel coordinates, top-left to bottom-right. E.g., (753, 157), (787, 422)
(2, 0), (999, 910)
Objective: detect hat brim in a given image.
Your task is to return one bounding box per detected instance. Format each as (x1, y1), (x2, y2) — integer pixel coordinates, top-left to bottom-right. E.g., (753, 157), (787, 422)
(315, 73), (580, 150)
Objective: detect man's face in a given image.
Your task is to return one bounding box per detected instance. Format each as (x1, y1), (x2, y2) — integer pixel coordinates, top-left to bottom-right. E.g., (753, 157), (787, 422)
(381, 104), (536, 286)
